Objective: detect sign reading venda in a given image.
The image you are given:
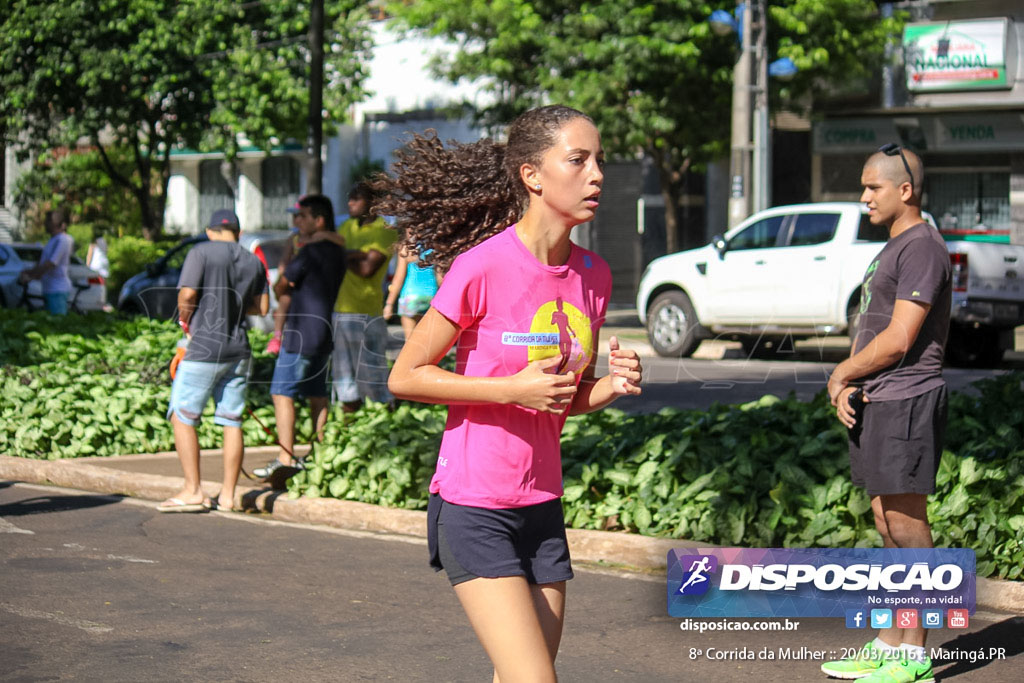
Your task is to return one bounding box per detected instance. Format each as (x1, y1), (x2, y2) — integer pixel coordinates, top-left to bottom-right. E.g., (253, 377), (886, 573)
(904, 19), (1012, 92)
(667, 548), (976, 618)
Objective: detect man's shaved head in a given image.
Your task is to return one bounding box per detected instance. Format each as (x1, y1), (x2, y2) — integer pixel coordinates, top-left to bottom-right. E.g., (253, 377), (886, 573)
(863, 147), (923, 201)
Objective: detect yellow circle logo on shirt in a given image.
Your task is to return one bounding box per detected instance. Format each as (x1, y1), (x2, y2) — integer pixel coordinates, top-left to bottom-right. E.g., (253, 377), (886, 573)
(526, 298), (593, 374)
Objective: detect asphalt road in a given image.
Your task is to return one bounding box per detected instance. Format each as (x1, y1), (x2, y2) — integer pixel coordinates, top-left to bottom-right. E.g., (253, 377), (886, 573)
(597, 352), (1008, 413)
(2, 483), (1021, 682)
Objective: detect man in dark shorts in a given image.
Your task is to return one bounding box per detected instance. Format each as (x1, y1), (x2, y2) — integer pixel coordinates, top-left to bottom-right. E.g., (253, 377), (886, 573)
(254, 194), (346, 481)
(161, 209), (269, 513)
(822, 146), (951, 683)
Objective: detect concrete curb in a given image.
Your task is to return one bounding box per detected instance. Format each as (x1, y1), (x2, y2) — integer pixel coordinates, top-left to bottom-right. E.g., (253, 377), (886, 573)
(1, 454), (1020, 614)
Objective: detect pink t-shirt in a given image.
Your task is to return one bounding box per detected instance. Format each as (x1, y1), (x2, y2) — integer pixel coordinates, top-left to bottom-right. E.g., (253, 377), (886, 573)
(429, 225), (612, 508)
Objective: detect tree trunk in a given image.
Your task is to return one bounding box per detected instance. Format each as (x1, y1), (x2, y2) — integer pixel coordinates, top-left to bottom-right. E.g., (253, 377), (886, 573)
(133, 142), (161, 242)
(650, 148), (694, 255)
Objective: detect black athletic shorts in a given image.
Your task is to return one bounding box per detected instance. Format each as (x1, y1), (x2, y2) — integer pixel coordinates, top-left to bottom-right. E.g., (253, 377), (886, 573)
(426, 493), (574, 586)
(847, 385), (948, 496)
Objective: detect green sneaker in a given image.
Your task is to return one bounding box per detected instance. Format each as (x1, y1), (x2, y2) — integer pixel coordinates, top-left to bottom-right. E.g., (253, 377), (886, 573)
(821, 641), (888, 679)
(858, 657), (934, 683)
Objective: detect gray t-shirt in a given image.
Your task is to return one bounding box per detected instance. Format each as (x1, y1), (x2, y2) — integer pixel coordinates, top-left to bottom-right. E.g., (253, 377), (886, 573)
(177, 241), (268, 363)
(853, 222), (952, 401)
(40, 232), (74, 294)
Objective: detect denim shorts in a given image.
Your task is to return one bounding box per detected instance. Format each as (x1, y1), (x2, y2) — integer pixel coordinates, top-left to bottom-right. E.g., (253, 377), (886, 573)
(167, 357), (250, 428)
(427, 493), (574, 586)
(43, 292), (68, 315)
(331, 313), (394, 404)
(270, 349), (331, 399)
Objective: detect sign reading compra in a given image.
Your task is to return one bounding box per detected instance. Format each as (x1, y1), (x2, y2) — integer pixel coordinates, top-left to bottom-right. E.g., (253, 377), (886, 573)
(904, 18), (1013, 92)
(667, 548), (976, 618)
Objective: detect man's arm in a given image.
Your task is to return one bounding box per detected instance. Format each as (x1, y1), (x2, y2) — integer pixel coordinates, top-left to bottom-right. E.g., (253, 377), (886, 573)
(307, 231), (346, 248)
(828, 298), (931, 404)
(347, 249), (387, 278)
(247, 291), (270, 316)
(273, 276), (293, 299)
(177, 287), (199, 327)
(19, 260), (56, 282)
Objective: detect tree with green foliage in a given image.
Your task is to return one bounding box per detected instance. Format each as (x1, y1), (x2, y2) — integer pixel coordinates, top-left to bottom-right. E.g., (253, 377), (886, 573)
(12, 148), (143, 240)
(390, 0), (902, 252)
(0, 0), (371, 240)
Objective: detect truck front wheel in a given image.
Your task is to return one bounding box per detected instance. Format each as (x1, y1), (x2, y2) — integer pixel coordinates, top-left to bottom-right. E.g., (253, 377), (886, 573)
(647, 291), (701, 358)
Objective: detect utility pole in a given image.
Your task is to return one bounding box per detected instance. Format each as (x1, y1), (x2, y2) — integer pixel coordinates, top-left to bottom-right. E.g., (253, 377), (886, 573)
(727, 0), (754, 229)
(307, 0), (325, 194)
(752, 0), (770, 215)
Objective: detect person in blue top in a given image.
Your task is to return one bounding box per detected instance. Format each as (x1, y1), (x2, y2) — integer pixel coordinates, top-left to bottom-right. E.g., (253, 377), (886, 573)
(383, 247), (440, 340)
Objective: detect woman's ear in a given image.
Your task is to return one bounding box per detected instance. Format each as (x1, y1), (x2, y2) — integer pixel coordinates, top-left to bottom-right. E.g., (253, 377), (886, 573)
(520, 163), (541, 194)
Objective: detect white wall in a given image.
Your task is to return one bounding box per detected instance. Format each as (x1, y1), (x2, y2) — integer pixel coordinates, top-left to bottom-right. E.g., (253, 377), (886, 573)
(358, 22), (492, 116)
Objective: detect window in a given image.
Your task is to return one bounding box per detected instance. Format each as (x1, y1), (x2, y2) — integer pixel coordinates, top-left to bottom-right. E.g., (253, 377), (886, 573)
(928, 171), (1010, 234)
(199, 160), (234, 220)
(728, 216), (785, 251)
(788, 213), (839, 247)
(856, 214), (890, 243)
(262, 156), (301, 228)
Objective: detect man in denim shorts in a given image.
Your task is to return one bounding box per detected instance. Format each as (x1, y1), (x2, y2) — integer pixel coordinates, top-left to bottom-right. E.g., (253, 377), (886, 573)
(160, 209), (269, 513)
(823, 146), (951, 683)
(254, 194), (346, 482)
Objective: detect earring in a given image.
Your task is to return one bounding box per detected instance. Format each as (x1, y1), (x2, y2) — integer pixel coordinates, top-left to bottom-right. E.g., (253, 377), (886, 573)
(534, 184), (541, 191)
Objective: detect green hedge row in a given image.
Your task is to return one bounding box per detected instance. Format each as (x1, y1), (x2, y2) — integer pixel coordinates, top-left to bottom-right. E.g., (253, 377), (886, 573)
(1, 312), (1021, 578)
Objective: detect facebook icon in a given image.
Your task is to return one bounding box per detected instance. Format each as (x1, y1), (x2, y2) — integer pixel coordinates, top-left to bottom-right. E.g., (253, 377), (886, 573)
(846, 610), (867, 629)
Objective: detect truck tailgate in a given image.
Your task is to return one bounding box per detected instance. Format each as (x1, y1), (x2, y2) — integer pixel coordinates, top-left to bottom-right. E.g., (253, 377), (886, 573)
(949, 242), (1024, 302)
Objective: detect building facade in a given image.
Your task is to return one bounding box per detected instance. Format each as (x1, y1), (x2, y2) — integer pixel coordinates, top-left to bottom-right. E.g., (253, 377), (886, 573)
(813, 0), (1024, 244)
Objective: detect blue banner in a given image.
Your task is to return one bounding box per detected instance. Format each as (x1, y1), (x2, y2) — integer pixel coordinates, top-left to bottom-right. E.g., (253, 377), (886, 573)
(667, 548), (976, 619)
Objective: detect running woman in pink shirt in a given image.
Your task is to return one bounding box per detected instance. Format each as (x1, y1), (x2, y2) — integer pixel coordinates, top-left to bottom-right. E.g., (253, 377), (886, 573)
(383, 105), (643, 682)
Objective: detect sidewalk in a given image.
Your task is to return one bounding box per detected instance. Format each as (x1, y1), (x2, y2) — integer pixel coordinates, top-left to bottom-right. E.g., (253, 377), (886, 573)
(1, 449), (1021, 614)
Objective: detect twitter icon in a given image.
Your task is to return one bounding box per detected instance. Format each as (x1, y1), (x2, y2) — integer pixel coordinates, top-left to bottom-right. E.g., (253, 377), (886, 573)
(871, 609), (893, 629)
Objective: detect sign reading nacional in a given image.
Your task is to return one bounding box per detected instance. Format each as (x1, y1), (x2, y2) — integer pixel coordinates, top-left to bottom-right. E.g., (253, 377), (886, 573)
(904, 18), (1012, 92)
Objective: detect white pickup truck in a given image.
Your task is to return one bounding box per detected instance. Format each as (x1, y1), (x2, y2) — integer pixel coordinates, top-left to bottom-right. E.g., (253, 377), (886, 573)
(636, 202), (1024, 366)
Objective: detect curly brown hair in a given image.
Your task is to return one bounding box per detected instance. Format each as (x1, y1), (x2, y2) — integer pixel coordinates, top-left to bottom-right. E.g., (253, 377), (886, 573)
(373, 105), (593, 273)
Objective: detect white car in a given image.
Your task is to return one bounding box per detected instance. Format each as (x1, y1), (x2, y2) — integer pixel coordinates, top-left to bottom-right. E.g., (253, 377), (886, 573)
(0, 242), (107, 312)
(636, 202), (1024, 364)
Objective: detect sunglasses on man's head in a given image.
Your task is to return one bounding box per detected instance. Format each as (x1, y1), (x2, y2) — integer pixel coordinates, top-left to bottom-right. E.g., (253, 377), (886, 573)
(878, 143), (914, 194)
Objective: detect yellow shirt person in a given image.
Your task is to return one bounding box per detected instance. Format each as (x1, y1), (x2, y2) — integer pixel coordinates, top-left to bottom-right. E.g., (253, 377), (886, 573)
(333, 215), (396, 316)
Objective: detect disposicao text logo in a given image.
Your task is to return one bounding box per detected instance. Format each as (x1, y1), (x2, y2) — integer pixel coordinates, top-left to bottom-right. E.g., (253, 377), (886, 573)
(667, 548), (975, 619)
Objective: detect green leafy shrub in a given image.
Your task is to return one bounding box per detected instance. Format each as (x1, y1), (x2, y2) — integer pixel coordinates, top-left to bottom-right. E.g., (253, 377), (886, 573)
(1, 312), (1020, 578)
(105, 236), (176, 300)
(0, 311), (280, 456)
(287, 383), (1023, 580)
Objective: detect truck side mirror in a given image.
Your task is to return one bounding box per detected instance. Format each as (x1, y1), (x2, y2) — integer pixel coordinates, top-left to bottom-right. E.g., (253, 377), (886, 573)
(712, 234), (728, 258)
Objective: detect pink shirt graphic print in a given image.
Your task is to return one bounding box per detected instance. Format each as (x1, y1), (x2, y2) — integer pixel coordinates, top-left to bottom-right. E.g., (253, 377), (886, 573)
(429, 225), (612, 508)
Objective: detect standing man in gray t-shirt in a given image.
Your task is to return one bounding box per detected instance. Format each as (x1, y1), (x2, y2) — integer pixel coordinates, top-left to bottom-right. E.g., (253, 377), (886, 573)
(821, 146), (952, 683)
(160, 209), (269, 514)
(18, 208), (74, 314)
